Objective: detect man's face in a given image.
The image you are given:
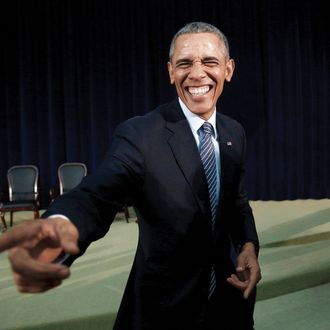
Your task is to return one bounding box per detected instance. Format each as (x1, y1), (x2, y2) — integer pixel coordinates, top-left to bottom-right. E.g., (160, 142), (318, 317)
(168, 33), (235, 120)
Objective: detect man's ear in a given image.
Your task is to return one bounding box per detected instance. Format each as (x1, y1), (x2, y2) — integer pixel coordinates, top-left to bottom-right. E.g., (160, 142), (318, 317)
(167, 61), (175, 84)
(225, 59), (235, 82)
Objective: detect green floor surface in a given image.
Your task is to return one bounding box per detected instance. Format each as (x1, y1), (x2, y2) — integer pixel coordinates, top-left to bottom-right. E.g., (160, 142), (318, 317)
(0, 200), (329, 329)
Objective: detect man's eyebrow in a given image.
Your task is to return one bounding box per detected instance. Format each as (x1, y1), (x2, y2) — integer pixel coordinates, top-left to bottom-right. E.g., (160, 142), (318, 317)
(202, 56), (220, 62)
(175, 58), (193, 65)
(175, 56), (221, 65)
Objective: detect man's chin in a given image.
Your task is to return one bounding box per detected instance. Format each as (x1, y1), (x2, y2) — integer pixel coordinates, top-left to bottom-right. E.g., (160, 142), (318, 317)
(185, 101), (215, 117)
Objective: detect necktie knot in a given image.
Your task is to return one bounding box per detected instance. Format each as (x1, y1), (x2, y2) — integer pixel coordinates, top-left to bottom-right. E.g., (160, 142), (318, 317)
(201, 122), (214, 137)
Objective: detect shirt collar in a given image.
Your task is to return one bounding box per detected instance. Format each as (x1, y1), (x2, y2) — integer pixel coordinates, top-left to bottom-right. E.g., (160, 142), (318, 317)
(178, 97), (217, 138)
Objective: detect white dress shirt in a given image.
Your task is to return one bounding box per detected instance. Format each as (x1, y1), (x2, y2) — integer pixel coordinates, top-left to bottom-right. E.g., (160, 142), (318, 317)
(178, 98), (221, 202)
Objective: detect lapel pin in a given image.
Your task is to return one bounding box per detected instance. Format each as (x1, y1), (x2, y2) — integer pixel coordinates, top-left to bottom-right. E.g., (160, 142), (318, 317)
(226, 141), (232, 146)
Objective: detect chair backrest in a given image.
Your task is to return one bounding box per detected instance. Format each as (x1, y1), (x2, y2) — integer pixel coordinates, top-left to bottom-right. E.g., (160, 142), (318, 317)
(58, 162), (87, 195)
(7, 165), (39, 202)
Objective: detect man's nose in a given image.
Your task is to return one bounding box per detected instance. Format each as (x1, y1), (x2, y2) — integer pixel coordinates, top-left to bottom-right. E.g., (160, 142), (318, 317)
(188, 62), (206, 79)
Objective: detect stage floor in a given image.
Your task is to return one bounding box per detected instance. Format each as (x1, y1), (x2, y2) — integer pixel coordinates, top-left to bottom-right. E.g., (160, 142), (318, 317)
(0, 199), (329, 329)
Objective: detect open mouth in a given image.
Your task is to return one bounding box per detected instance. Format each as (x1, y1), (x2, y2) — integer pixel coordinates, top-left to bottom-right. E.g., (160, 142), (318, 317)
(186, 85), (212, 96)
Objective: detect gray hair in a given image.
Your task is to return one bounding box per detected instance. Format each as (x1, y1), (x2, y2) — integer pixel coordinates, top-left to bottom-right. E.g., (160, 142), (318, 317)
(169, 22), (230, 61)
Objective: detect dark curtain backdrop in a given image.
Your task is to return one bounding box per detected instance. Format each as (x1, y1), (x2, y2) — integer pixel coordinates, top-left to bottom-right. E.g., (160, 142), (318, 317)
(0, 0), (329, 207)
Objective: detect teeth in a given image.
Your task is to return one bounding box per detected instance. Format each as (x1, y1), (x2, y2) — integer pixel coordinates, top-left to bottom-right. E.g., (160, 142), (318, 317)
(188, 86), (210, 95)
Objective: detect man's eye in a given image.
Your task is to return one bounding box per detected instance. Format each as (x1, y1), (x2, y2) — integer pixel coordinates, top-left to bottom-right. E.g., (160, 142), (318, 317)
(177, 62), (192, 68)
(203, 61), (219, 67)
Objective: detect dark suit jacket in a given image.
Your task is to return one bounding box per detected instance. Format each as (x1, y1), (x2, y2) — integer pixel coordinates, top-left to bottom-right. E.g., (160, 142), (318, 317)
(44, 99), (259, 330)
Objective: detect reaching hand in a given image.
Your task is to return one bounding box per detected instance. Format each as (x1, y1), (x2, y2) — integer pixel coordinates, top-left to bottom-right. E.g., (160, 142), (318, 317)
(226, 242), (261, 299)
(0, 218), (79, 293)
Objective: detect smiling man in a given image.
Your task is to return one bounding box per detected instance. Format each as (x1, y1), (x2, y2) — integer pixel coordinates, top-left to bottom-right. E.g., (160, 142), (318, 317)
(168, 26), (235, 121)
(5, 22), (260, 330)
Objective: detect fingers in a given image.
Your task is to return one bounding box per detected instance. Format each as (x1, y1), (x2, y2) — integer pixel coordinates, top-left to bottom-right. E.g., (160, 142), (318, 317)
(16, 279), (64, 293)
(237, 267), (261, 299)
(227, 273), (254, 300)
(0, 218), (79, 256)
(9, 247), (70, 280)
(236, 266), (249, 282)
(227, 273), (248, 290)
(46, 218), (80, 255)
(244, 263), (262, 299)
(0, 221), (43, 252)
(227, 252), (262, 299)
(4, 218), (79, 294)
(10, 247), (70, 293)
(235, 265), (255, 299)
(15, 272), (67, 293)
(58, 224), (80, 255)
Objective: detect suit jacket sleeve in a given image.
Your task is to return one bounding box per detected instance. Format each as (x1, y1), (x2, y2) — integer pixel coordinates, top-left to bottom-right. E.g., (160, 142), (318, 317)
(229, 126), (259, 254)
(43, 118), (144, 254)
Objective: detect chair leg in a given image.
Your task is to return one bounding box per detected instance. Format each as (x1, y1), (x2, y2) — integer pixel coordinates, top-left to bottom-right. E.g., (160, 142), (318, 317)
(10, 212), (14, 227)
(34, 209), (40, 219)
(124, 204), (130, 223)
(0, 212), (7, 231)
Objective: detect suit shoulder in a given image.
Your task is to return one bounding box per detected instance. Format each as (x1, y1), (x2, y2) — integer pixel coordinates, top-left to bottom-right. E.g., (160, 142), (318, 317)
(117, 102), (173, 130)
(218, 113), (245, 132)
(114, 102), (173, 139)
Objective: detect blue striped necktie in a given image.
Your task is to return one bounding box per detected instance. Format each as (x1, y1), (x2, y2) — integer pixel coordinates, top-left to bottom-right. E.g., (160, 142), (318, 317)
(199, 122), (218, 299)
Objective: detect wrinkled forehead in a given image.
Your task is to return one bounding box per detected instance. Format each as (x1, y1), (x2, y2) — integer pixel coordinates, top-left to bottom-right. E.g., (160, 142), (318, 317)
(172, 33), (228, 60)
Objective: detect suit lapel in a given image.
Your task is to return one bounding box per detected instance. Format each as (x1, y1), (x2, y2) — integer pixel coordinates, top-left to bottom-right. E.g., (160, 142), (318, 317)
(164, 100), (210, 217)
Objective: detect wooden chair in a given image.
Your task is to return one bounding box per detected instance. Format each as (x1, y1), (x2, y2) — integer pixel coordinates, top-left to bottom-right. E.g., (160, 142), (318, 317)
(49, 162), (130, 223)
(0, 165), (40, 229)
(49, 162), (87, 201)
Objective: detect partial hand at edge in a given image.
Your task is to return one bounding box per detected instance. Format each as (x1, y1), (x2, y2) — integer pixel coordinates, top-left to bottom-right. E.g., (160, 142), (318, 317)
(226, 242), (262, 299)
(4, 218), (79, 293)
